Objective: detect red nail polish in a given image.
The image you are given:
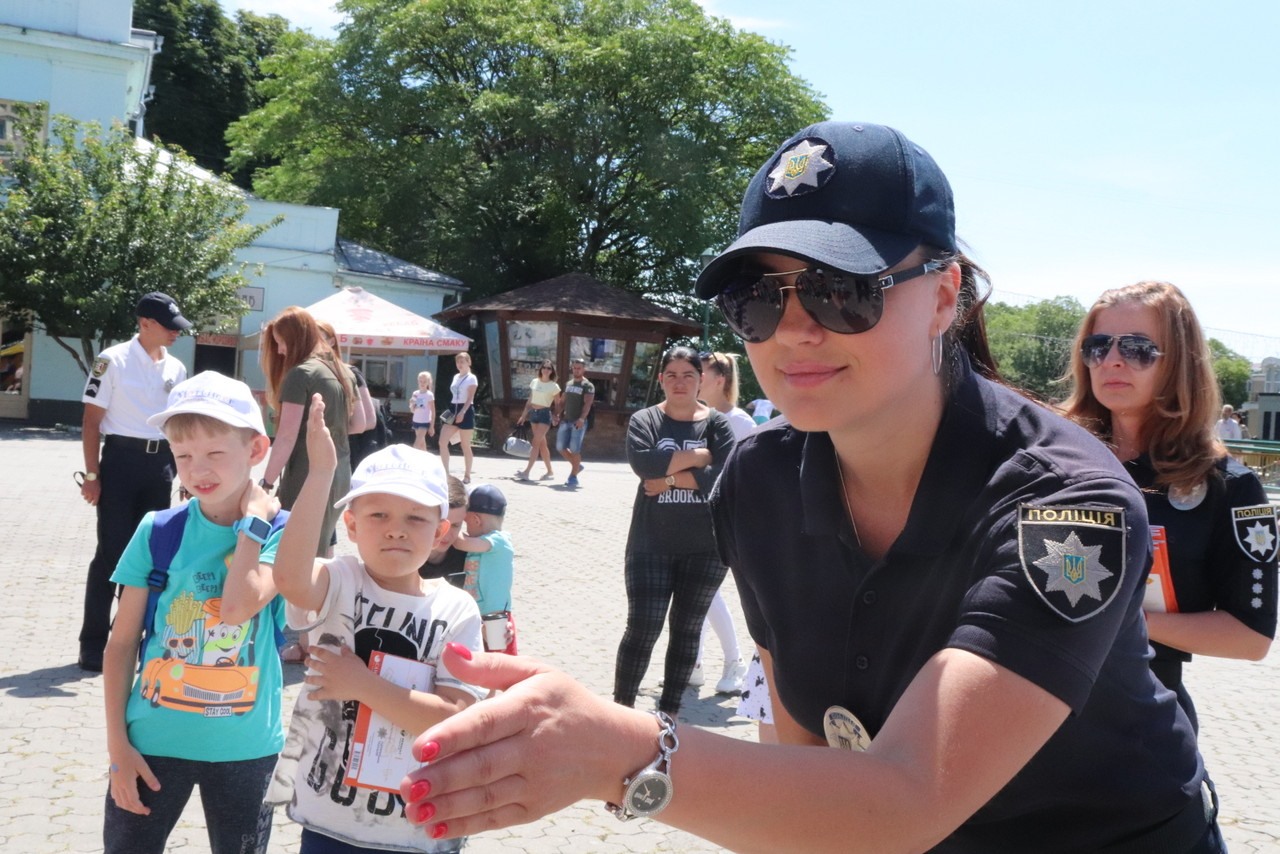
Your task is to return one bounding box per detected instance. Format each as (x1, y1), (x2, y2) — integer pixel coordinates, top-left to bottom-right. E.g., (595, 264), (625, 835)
(431, 823), (449, 840)
(410, 780), (431, 801)
(417, 802), (436, 823)
(417, 741), (440, 762)
(446, 642), (472, 661)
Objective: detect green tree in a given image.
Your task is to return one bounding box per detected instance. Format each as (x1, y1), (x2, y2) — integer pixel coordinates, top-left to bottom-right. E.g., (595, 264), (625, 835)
(133, 0), (296, 183)
(985, 297), (1087, 401)
(0, 107), (278, 374)
(227, 0), (826, 307)
(1208, 338), (1252, 409)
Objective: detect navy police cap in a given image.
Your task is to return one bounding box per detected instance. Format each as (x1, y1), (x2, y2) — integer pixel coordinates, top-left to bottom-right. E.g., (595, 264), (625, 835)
(695, 121), (956, 298)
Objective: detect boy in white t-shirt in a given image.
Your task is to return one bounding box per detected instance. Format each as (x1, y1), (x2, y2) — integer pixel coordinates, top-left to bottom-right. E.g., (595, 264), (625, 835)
(268, 396), (484, 853)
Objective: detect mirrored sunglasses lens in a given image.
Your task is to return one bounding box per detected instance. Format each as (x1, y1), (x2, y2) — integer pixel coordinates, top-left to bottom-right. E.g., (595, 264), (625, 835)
(1118, 337), (1159, 368)
(1081, 335), (1112, 367)
(794, 270), (883, 334)
(717, 277), (780, 343)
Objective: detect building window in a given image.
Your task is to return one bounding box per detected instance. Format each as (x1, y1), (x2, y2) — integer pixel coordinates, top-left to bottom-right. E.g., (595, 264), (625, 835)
(352, 354), (406, 403)
(508, 321), (558, 399)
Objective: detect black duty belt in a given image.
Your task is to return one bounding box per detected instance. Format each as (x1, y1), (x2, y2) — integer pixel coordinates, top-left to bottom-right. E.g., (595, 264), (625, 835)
(104, 435), (169, 454)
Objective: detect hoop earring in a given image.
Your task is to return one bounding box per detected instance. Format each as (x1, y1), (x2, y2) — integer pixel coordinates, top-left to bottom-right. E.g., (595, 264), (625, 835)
(931, 331), (944, 376)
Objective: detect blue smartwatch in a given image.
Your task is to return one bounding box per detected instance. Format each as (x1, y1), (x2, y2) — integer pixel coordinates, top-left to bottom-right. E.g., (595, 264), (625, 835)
(234, 515), (272, 545)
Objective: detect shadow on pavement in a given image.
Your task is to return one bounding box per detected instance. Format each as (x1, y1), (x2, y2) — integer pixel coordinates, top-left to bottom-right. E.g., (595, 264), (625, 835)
(0, 662), (97, 697)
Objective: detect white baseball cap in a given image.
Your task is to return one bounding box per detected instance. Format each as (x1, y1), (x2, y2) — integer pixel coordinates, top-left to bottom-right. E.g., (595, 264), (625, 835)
(334, 444), (449, 511)
(147, 371), (267, 435)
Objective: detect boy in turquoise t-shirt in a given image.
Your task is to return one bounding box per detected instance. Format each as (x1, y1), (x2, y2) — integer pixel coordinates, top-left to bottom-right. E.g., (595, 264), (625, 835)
(454, 484), (516, 651)
(102, 372), (286, 854)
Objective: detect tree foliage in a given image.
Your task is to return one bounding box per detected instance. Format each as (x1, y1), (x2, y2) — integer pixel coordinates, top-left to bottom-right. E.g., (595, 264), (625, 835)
(985, 297), (1087, 402)
(0, 107), (278, 374)
(227, 0), (827, 310)
(1208, 338), (1252, 409)
(133, 0), (297, 184)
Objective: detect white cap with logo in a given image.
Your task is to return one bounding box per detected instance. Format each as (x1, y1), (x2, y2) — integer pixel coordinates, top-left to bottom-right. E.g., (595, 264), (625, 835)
(147, 371), (267, 435)
(334, 444), (449, 511)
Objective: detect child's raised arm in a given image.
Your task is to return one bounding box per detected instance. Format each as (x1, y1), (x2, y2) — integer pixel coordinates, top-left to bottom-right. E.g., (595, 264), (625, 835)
(219, 476), (282, 626)
(274, 394), (337, 612)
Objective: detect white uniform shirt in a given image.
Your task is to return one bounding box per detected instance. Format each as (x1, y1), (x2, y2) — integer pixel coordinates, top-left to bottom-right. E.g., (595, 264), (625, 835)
(81, 336), (187, 439)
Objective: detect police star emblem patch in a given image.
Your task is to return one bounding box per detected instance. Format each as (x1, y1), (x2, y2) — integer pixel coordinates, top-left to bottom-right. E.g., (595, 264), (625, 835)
(1232, 504), (1279, 562)
(1018, 504), (1126, 622)
(766, 138), (835, 198)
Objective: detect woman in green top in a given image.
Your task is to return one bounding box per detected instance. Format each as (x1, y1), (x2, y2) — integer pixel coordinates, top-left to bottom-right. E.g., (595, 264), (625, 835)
(260, 306), (353, 557)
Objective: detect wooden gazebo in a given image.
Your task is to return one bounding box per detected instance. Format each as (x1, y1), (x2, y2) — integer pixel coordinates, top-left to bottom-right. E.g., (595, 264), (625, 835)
(435, 273), (700, 459)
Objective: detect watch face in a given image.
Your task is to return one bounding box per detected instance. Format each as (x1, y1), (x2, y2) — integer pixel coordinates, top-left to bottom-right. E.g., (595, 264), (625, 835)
(626, 769), (672, 817)
(243, 516), (272, 542)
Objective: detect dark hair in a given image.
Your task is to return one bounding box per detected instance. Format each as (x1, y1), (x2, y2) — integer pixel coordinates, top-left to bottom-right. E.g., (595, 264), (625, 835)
(661, 345), (702, 375)
(923, 245), (1003, 393)
(539, 360), (557, 382)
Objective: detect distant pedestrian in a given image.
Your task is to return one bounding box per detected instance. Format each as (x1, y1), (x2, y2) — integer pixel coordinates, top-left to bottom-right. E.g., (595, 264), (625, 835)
(1216, 404), (1242, 441)
(556, 357), (595, 488)
(439, 351), (478, 483)
(514, 360), (559, 481)
(748, 397), (776, 424)
(410, 371), (436, 451)
(454, 484), (517, 653)
(101, 371), (284, 854)
(77, 292), (189, 672)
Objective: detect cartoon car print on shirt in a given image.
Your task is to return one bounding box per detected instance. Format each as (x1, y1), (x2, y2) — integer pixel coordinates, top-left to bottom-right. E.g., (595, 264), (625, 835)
(139, 595), (263, 717)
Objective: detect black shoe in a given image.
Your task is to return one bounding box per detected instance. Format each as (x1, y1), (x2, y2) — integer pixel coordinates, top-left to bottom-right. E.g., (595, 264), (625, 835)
(78, 654), (103, 673)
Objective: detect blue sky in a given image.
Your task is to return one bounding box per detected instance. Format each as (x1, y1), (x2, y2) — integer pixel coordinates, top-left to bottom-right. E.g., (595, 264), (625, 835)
(220, 0), (1280, 360)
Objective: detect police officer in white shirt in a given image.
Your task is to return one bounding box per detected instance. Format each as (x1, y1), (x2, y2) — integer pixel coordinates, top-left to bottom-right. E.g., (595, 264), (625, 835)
(76, 293), (190, 672)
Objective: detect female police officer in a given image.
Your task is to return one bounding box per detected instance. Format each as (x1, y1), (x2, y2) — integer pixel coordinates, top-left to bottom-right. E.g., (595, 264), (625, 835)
(398, 122), (1221, 852)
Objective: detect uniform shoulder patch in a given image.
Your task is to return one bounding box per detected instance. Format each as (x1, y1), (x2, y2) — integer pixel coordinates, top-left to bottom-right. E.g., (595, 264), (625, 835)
(92, 357), (110, 378)
(1018, 504), (1126, 623)
(1232, 504), (1278, 563)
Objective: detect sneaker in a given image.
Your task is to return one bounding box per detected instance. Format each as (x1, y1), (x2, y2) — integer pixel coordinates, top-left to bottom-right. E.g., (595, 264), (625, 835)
(514, 470), (529, 481)
(540, 471), (555, 480)
(658, 661), (703, 689)
(566, 474), (579, 488)
(715, 658), (746, 695)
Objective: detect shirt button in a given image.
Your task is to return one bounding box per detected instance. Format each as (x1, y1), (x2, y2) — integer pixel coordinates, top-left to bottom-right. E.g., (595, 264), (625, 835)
(855, 655), (869, 670)
(861, 590), (877, 605)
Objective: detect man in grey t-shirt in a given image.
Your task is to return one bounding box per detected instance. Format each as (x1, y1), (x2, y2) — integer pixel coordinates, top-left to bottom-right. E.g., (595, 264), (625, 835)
(556, 358), (595, 488)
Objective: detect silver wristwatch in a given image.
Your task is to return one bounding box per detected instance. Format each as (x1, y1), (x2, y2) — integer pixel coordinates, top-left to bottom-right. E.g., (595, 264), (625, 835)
(605, 711), (678, 821)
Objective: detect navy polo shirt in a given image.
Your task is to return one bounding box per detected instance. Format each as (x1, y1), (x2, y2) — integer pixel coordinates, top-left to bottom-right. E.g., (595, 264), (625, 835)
(711, 361), (1205, 852)
(1129, 454), (1278, 673)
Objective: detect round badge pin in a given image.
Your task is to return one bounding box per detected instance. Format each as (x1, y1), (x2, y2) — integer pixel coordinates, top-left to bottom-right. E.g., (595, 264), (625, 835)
(1168, 481), (1207, 511)
(823, 705), (871, 752)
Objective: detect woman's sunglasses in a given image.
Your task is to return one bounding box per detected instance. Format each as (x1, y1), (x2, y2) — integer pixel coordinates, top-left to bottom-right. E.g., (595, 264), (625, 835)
(1081, 333), (1163, 370)
(714, 262), (943, 343)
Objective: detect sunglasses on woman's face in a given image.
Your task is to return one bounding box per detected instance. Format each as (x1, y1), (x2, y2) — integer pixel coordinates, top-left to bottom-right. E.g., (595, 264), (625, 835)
(714, 262), (943, 343)
(1081, 333), (1163, 370)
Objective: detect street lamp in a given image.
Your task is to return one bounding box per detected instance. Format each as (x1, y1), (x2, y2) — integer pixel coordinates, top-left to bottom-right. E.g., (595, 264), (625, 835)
(699, 246), (718, 351)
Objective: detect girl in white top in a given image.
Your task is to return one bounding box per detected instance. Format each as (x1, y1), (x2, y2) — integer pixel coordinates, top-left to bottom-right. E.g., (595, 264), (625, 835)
(439, 353), (478, 484)
(691, 352), (753, 697)
(410, 371), (436, 451)
(515, 360), (561, 481)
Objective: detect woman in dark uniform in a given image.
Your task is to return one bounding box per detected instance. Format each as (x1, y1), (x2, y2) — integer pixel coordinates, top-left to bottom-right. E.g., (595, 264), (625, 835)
(1063, 281), (1276, 731)
(400, 122), (1222, 852)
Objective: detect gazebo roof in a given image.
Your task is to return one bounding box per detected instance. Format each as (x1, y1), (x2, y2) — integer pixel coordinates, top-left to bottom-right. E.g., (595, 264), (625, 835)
(436, 273), (700, 334)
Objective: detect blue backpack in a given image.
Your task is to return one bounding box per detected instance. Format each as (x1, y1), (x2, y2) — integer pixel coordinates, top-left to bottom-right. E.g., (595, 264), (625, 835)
(140, 505), (290, 669)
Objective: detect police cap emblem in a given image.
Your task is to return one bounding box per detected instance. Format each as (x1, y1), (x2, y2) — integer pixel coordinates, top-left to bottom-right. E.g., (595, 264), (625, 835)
(1018, 504), (1126, 623)
(765, 138), (835, 199)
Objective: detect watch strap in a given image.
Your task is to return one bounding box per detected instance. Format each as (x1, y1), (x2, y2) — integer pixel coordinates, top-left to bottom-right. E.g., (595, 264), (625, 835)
(235, 514), (272, 545)
(605, 711), (678, 821)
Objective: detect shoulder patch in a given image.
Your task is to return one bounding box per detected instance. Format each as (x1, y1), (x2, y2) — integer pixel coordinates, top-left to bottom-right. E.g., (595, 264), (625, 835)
(1018, 504), (1127, 623)
(1232, 504), (1278, 562)
(92, 357), (110, 378)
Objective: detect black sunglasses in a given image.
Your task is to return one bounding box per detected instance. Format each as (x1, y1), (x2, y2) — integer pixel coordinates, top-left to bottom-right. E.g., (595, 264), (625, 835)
(714, 262), (943, 343)
(1081, 333), (1163, 370)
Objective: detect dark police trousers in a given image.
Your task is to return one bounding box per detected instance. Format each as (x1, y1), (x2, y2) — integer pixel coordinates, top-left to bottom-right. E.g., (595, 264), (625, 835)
(78, 436), (175, 659)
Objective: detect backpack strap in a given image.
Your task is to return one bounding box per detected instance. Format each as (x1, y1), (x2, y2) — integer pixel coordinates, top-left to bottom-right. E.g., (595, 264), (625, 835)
(140, 505), (190, 669)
